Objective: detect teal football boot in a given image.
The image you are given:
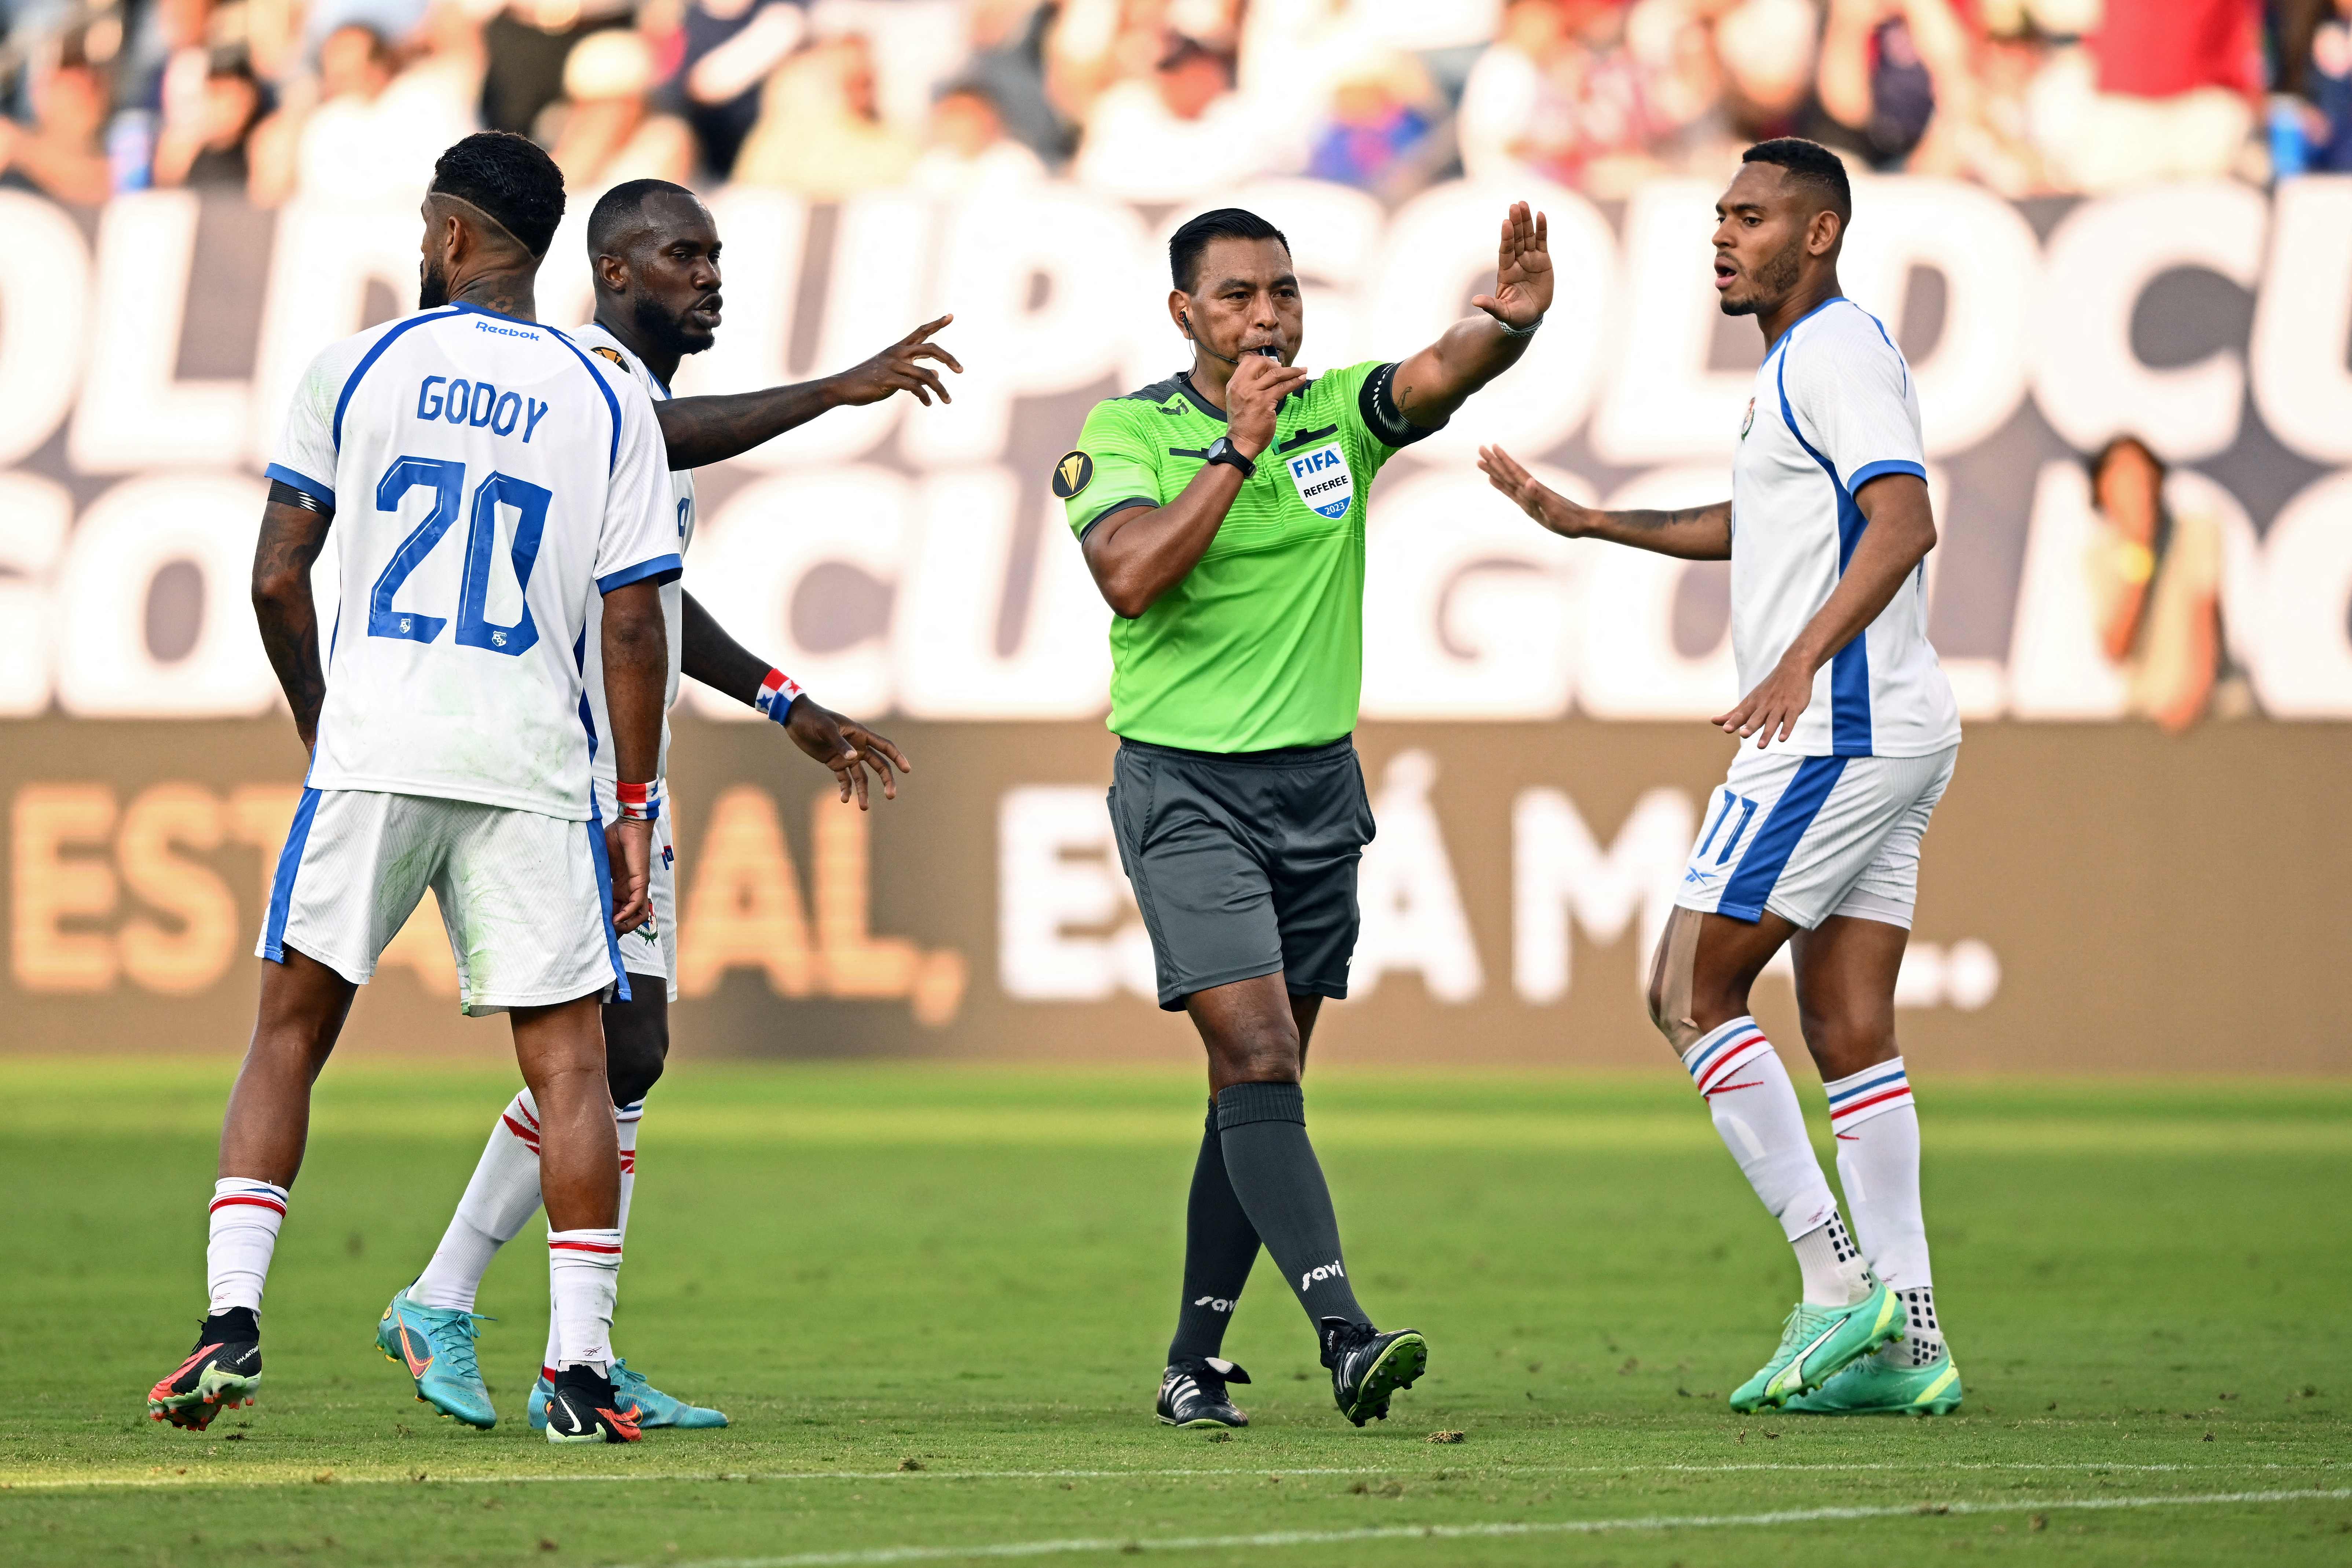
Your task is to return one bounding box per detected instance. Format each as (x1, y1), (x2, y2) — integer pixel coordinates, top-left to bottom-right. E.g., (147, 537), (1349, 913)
(1728, 1281), (1904, 1413)
(1783, 1348), (1964, 1415)
(528, 1358), (729, 1430)
(375, 1287), (496, 1429)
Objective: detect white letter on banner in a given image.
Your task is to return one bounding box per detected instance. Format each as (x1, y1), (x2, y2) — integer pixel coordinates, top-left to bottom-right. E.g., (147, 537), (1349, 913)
(1575, 466), (1739, 718)
(1359, 465), (1589, 720)
(1512, 787), (1695, 1004)
(2029, 182), (2266, 462)
(0, 473), (73, 714)
(997, 787), (1153, 1001)
(1837, 176), (2037, 455)
(0, 192), (90, 466)
(696, 192), (931, 468)
(1351, 750), (1482, 1002)
(893, 471), (1111, 719)
(249, 198), (420, 461)
(70, 193), (250, 473)
(681, 189), (807, 410)
(2250, 177), (2352, 464)
(56, 473), (277, 716)
(1362, 179), (1614, 462)
(2251, 467), (2352, 718)
(904, 188), (1147, 467)
(2004, 461), (2128, 719)
(1590, 179), (1751, 467)
(683, 467), (907, 718)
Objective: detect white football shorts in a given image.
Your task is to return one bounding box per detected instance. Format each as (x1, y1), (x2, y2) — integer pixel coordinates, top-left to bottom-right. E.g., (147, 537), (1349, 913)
(594, 773), (678, 1003)
(1673, 745), (1958, 931)
(257, 788), (625, 1016)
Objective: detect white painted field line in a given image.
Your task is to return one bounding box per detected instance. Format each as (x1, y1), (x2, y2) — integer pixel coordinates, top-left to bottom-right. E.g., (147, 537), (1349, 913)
(657, 1488), (2352, 1568)
(3, 1458), (2331, 1492)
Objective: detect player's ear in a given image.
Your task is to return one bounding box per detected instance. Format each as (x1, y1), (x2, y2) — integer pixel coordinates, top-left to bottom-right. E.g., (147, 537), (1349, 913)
(1809, 207), (1843, 258)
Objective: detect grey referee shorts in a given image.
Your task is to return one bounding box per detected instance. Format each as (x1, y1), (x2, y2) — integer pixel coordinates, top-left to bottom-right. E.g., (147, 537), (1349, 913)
(1107, 736), (1377, 1011)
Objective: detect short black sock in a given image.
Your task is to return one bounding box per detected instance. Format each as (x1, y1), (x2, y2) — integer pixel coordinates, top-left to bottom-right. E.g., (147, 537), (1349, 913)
(1168, 1100), (1261, 1364)
(1216, 1082), (1368, 1330)
(199, 1307), (259, 1343)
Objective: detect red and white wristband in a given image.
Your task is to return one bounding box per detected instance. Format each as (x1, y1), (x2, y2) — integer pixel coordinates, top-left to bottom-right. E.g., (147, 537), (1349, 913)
(756, 667), (805, 725)
(613, 778), (663, 824)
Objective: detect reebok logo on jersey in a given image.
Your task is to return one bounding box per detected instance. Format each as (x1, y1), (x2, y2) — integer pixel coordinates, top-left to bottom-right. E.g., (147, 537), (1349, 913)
(1193, 1295), (1236, 1314)
(1299, 1259), (1347, 1291)
(1284, 442), (1354, 519)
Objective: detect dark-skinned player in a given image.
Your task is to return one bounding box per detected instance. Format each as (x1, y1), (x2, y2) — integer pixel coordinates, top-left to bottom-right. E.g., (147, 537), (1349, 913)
(1481, 139), (1963, 1417)
(1059, 203), (1552, 1429)
(375, 179), (960, 1433)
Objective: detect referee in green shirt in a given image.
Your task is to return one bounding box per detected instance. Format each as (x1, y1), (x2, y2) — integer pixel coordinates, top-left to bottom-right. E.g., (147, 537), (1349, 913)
(1058, 203), (1554, 1429)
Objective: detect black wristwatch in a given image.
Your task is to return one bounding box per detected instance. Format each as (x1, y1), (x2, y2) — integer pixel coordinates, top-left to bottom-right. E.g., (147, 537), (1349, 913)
(1202, 435), (1256, 479)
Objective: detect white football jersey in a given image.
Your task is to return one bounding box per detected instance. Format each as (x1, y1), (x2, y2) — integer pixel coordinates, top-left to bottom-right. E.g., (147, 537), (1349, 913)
(268, 303), (682, 820)
(571, 321), (696, 783)
(1730, 297), (1960, 758)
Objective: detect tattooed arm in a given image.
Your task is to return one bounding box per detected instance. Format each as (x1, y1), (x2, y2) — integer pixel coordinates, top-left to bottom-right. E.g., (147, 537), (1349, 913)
(1477, 446), (1733, 560)
(251, 482), (334, 753)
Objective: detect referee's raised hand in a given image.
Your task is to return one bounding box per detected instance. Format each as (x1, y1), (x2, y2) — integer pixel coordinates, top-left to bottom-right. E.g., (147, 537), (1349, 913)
(1472, 201), (1552, 332)
(1226, 353), (1311, 458)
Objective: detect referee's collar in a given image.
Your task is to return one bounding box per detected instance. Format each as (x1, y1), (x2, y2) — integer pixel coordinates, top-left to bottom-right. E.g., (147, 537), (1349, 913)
(1173, 372), (1227, 422)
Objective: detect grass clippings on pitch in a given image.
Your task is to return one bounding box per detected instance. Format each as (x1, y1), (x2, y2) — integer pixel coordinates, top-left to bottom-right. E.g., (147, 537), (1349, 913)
(2, 1061), (2346, 1566)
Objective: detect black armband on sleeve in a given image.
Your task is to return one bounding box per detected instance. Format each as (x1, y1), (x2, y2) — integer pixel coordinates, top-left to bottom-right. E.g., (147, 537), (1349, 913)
(1360, 362), (1446, 448)
(269, 479), (333, 516)
(1076, 495), (1157, 541)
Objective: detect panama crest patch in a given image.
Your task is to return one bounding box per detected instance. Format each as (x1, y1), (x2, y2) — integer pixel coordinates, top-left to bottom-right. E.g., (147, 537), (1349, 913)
(1740, 397), (1755, 440)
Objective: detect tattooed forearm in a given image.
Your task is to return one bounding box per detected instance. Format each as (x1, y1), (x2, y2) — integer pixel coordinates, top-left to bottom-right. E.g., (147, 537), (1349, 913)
(251, 490), (334, 751)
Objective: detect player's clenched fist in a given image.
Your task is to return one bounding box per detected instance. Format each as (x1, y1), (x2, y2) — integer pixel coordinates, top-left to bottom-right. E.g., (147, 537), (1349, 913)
(1225, 354), (1311, 459)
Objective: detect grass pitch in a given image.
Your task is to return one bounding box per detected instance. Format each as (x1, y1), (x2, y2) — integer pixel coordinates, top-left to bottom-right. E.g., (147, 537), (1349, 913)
(3, 1059), (2347, 1566)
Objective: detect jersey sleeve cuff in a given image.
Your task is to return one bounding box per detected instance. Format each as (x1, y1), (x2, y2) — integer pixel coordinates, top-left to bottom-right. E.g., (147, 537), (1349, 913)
(1359, 362), (1445, 449)
(1846, 459), (1926, 493)
(597, 554), (684, 594)
(264, 464), (335, 508)
(1076, 495), (1157, 539)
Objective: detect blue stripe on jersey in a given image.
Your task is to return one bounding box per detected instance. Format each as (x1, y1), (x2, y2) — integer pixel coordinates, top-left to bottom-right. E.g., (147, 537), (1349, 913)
(1717, 755), (1847, 921)
(332, 308), (460, 451)
(543, 323), (624, 473)
(1857, 308), (1909, 395)
(1776, 318), (1874, 756)
(584, 798), (631, 1004)
(597, 553), (684, 595)
(1849, 458), (1927, 492)
(261, 786), (323, 963)
(572, 628), (598, 764)
(264, 463), (336, 508)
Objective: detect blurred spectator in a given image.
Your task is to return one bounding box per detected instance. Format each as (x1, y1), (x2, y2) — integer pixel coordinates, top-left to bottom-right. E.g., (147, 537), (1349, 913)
(1461, 0), (1674, 195)
(677, 0), (809, 177)
(734, 32), (916, 194)
(247, 20), (475, 202)
(1458, 0), (1572, 184)
(480, 0), (635, 137)
(1716, 0), (1827, 140)
(1816, 0), (1942, 168)
(152, 46), (265, 188)
(1304, 46), (1440, 194)
(542, 27), (693, 190)
(955, 0), (1073, 161)
(1049, 0), (1242, 127)
(1909, 22), (2059, 194)
(1073, 32), (1266, 199)
(2034, 0), (2261, 189)
(2297, 0), (2352, 170)
(910, 78), (1046, 194)
(2085, 436), (2245, 733)
(0, 32), (114, 204)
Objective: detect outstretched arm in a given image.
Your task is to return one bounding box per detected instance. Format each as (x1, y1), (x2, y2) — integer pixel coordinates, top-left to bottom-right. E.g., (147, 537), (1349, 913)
(250, 484), (335, 754)
(678, 590), (911, 809)
(1715, 472), (1937, 747)
(1388, 202), (1555, 429)
(1479, 444), (1732, 560)
(653, 315), (963, 469)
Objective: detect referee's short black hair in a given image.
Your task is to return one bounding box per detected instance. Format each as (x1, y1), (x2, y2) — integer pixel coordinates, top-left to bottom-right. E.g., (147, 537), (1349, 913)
(586, 178), (700, 259)
(430, 131), (566, 258)
(1169, 208), (1291, 293)
(1743, 137), (1851, 221)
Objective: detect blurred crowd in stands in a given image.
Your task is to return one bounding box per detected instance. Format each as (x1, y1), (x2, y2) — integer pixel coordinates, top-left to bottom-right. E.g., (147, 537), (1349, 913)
(0, 0), (2340, 208)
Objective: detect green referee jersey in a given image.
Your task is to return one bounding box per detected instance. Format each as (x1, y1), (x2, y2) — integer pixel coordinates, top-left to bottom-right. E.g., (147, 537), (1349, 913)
(1058, 361), (1438, 753)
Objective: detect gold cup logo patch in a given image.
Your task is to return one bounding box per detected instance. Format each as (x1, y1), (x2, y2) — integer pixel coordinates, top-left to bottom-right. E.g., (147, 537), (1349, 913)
(1052, 450), (1094, 499)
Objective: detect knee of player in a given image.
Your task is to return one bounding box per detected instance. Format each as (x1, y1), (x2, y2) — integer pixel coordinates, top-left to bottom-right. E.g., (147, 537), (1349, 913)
(1215, 1026), (1302, 1083)
(602, 1004), (669, 1106)
(1798, 1009), (1892, 1078)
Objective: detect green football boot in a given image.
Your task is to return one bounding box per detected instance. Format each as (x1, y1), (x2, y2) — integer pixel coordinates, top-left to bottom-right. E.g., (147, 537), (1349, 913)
(1783, 1348), (1964, 1415)
(375, 1286), (497, 1429)
(1727, 1281), (1904, 1413)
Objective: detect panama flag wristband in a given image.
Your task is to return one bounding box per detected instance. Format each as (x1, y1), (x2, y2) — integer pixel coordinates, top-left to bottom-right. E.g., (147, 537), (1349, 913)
(756, 668), (805, 725)
(614, 779), (662, 824)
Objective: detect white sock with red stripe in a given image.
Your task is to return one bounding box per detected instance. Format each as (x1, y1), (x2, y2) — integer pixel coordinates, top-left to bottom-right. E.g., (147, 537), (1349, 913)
(411, 1091), (546, 1312)
(544, 1100), (641, 1375)
(1681, 1017), (1868, 1307)
(1827, 1057), (1944, 1364)
(207, 1179), (290, 1314)
(547, 1229), (623, 1373)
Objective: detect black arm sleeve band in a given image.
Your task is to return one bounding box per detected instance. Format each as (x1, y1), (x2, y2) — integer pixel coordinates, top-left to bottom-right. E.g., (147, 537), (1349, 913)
(269, 479), (333, 516)
(1360, 362), (1446, 448)
(1077, 495), (1158, 541)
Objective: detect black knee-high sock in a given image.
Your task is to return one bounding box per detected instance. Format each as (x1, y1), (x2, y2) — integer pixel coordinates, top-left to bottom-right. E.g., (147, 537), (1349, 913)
(1215, 1081), (1368, 1329)
(1168, 1101), (1262, 1364)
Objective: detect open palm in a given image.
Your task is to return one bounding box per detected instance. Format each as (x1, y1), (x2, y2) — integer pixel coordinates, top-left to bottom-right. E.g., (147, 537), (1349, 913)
(1472, 202), (1553, 330)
